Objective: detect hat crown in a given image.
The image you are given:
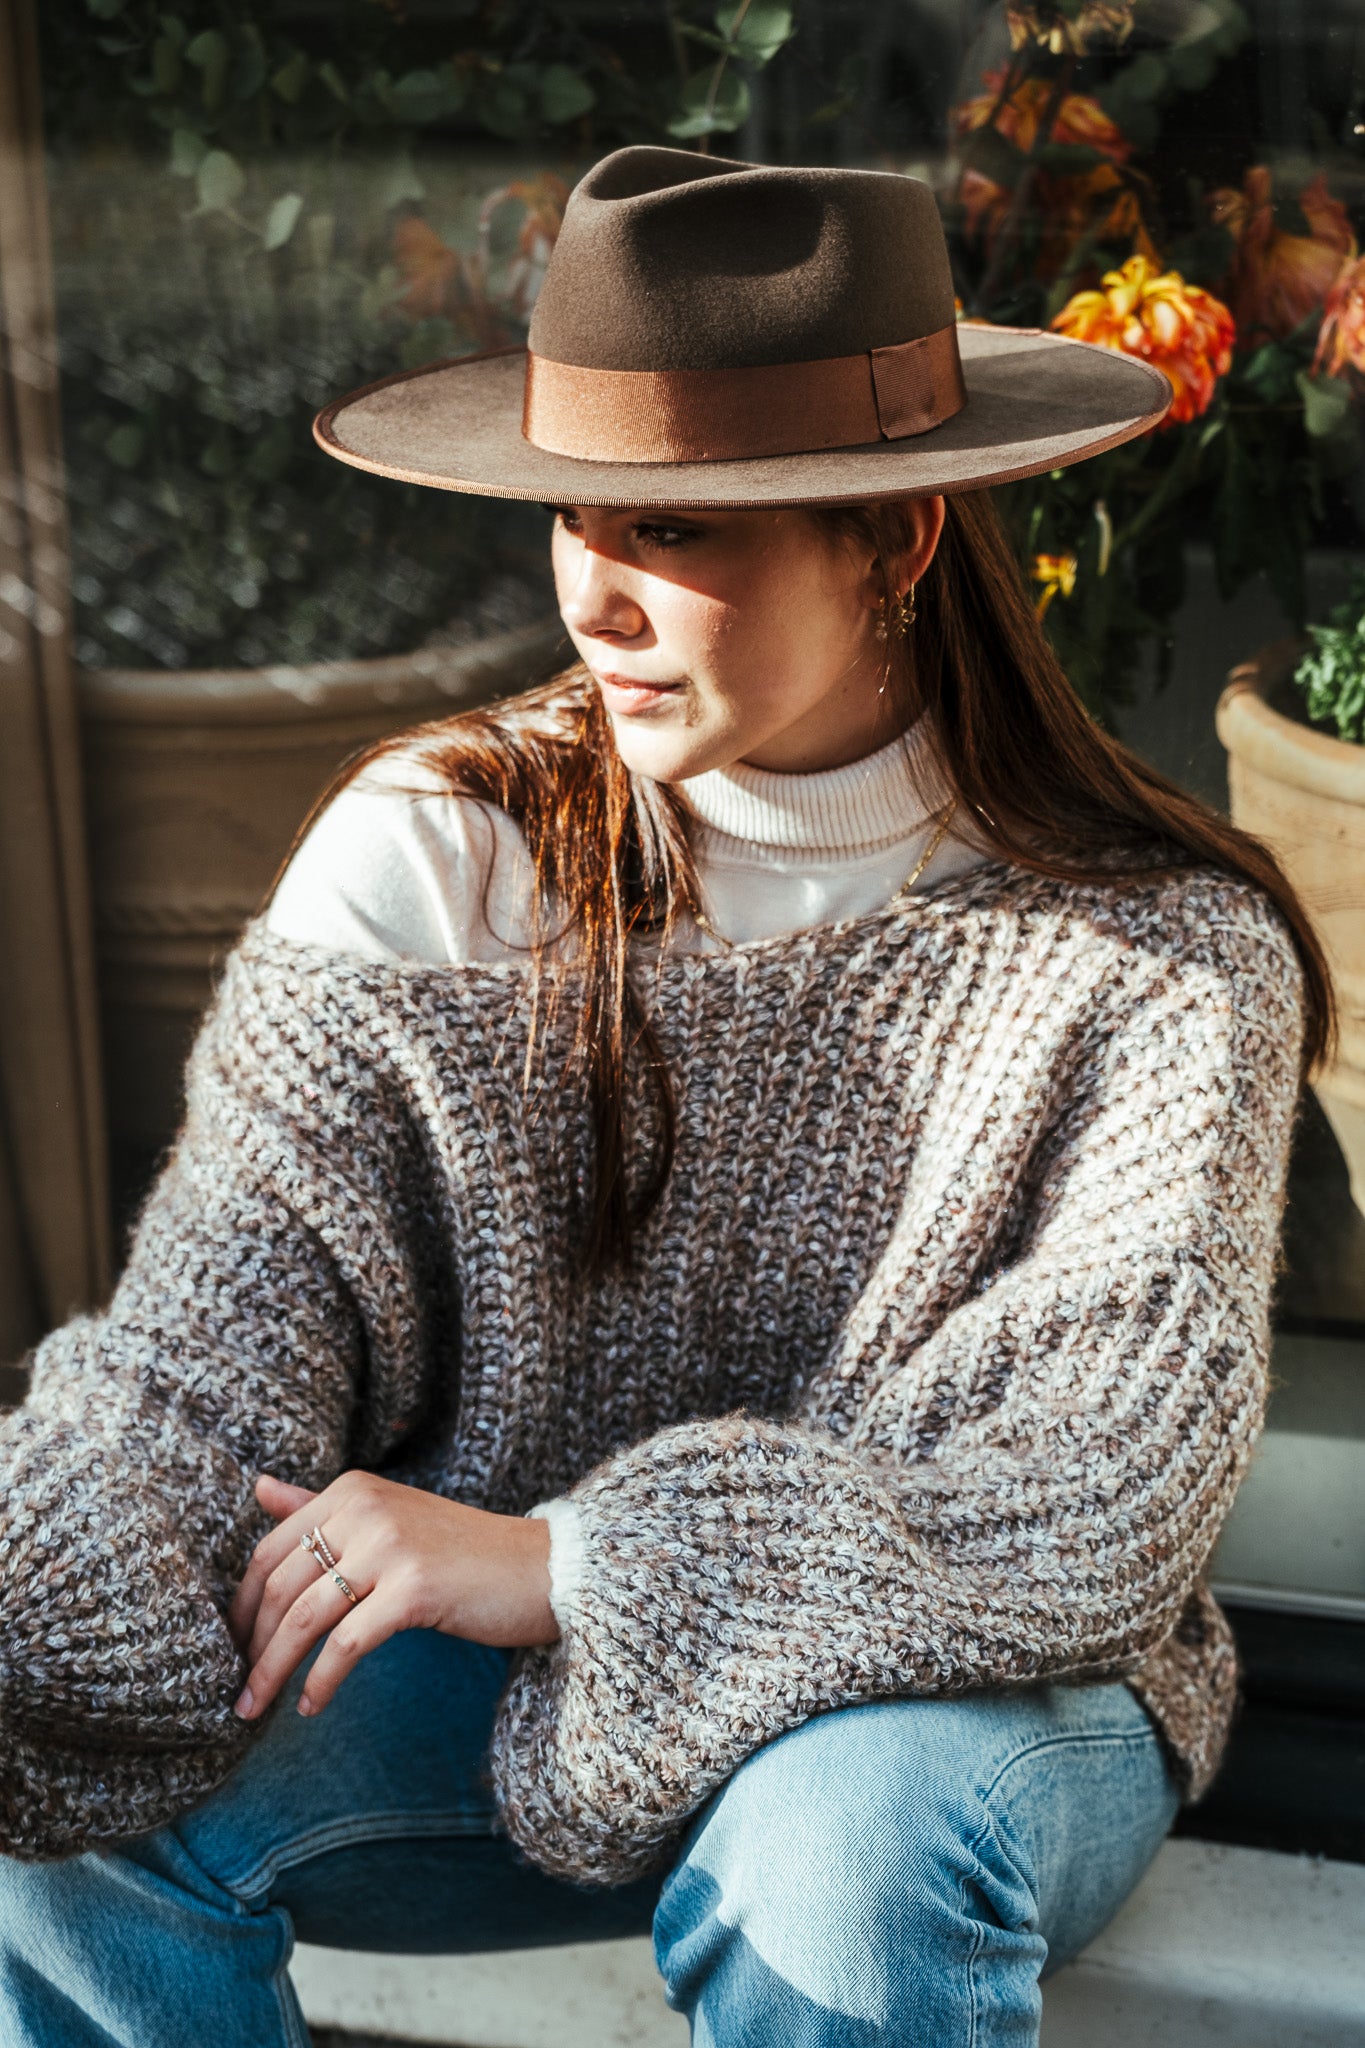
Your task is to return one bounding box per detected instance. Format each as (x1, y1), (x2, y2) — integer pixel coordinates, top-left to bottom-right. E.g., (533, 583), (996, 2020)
(528, 147), (957, 374)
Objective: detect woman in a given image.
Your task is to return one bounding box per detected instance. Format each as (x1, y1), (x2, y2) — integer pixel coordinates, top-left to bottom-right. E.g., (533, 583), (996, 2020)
(0, 149), (1330, 2046)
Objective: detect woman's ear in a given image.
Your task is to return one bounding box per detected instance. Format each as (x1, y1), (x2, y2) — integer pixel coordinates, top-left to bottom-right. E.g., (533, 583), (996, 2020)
(854, 494), (947, 619)
(894, 493), (946, 600)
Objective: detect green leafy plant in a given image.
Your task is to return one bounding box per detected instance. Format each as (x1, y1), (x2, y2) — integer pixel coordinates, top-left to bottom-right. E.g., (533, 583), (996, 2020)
(42, 0), (802, 671)
(1293, 575), (1365, 744)
(666, 1), (795, 141)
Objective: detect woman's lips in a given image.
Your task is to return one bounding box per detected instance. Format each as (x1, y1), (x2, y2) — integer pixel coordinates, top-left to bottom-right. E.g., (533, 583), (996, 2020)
(594, 672), (686, 716)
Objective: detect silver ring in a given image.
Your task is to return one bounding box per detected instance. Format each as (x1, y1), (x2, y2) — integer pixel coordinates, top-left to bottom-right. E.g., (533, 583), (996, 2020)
(300, 1525), (338, 1574)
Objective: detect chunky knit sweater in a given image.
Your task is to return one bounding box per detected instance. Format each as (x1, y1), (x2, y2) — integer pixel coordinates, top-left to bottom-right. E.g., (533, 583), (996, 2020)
(267, 727), (993, 1621)
(2, 858), (1302, 1883)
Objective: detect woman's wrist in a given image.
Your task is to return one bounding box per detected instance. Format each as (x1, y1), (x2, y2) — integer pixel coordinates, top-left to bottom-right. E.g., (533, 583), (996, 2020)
(514, 1510), (559, 1647)
(527, 1498), (587, 1633)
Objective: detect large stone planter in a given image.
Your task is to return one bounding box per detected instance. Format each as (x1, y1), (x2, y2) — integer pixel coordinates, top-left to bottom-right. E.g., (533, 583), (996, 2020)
(1216, 641), (1365, 1213)
(79, 617), (565, 1213)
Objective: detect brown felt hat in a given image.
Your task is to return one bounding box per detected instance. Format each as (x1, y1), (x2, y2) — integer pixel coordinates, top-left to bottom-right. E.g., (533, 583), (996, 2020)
(314, 146), (1170, 507)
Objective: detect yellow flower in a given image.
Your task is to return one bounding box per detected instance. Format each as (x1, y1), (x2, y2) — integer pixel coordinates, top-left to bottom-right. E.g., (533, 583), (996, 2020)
(1031, 553), (1078, 617)
(1052, 255), (1236, 427)
(1007, 3), (1135, 54)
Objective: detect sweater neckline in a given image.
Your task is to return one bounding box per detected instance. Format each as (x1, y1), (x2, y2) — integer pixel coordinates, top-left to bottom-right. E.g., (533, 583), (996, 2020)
(246, 854), (1031, 986)
(677, 722), (945, 854)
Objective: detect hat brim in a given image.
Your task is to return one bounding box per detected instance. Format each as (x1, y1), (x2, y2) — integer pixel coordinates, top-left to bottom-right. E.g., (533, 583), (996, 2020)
(313, 324), (1171, 508)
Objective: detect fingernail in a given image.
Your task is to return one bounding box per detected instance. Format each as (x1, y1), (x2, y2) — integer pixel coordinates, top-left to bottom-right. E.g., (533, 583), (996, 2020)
(234, 1686), (254, 1718)
(297, 1696), (313, 1717)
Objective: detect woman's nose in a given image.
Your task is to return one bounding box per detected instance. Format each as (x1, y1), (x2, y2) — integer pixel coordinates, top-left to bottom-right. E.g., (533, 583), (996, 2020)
(558, 543), (648, 642)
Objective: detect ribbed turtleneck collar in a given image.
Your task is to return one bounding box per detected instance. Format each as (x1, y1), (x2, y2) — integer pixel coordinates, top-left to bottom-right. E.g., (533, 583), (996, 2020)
(678, 721), (944, 855)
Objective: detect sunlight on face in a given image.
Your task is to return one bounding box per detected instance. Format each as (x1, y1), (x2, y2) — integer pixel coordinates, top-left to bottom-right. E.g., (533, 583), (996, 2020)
(549, 500), (944, 782)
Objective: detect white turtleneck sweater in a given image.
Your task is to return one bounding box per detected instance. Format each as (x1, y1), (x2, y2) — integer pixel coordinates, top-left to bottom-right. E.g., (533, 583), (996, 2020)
(267, 720), (989, 965)
(266, 720), (992, 1619)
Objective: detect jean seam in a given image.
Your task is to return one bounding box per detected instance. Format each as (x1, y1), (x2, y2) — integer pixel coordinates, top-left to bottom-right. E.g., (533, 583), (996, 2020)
(221, 1806), (499, 1905)
(957, 1727), (1158, 2043)
(268, 1904), (312, 2048)
(961, 1808), (997, 2048)
(977, 1726), (1160, 1809)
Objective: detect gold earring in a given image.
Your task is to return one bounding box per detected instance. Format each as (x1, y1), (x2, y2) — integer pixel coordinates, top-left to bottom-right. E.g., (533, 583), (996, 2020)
(888, 583), (917, 636)
(876, 583), (917, 642)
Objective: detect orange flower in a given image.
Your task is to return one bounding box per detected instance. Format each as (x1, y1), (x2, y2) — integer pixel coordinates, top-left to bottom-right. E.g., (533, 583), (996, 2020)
(953, 72), (1144, 277)
(1210, 167), (1355, 342)
(955, 70), (1130, 169)
(1031, 553), (1078, 617)
(477, 175), (569, 324)
(1052, 255), (1236, 426)
(391, 217), (462, 323)
(1006, 3), (1135, 54)
(1314, 251), (1365, 377)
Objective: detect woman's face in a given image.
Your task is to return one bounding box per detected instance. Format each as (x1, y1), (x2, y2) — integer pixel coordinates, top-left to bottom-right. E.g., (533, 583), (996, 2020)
(550, 498), (945, 781)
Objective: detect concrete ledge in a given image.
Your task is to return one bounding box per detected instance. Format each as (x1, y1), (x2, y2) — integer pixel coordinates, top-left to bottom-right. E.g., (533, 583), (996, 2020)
(294, 1932), (685, 2047)
(293, 1838), (1365, 2047)
(1040, 1840), (1365, 2047)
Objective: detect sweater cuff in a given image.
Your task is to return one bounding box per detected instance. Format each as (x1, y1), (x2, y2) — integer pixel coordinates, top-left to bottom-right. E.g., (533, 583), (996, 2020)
(526, 1498), (588, 1631)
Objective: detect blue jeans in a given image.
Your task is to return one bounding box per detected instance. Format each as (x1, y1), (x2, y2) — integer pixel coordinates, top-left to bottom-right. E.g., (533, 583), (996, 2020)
(0, 1630), (1177, 2046)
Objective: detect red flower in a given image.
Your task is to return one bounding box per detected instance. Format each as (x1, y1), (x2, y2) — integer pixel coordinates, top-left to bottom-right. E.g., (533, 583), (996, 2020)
(1210, 167), (1355, 343)
(952, 71), (1151, 279)
(1314, 252), (1365, 378)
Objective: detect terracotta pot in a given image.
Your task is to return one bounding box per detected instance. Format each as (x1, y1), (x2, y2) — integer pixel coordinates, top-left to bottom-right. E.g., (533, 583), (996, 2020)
(78, 618), (566, 1188)
(1216, 640), (1365, 1213)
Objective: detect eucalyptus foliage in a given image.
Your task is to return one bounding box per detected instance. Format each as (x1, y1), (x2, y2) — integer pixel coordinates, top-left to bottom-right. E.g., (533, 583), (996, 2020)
(43, 0), (801, 670)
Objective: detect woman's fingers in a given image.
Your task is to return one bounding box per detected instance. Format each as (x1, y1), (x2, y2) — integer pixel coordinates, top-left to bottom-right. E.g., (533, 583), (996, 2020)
(228, 1475), (321, 1649)
(245, 1539), (334, 1666)
(234, 1568), (365, 1721)
(293, 1589), (407, 1717)
(257, 1473), (315, 1516)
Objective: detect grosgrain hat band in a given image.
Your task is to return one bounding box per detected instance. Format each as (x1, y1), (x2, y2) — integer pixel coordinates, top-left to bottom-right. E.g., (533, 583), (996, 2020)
(521, 323), (967, 464)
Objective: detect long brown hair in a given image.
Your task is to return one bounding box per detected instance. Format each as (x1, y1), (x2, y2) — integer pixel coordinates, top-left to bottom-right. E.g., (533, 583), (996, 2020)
(282, 489), (1334, 1270)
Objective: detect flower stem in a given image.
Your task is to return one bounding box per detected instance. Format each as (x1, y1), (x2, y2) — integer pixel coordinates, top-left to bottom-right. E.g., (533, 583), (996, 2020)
(969, 52), (1079, 316)
(697, 0), (756, 153)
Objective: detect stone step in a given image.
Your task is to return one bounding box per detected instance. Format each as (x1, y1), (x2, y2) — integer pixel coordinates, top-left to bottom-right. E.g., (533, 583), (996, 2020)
(293, 1837), (1365, 2047)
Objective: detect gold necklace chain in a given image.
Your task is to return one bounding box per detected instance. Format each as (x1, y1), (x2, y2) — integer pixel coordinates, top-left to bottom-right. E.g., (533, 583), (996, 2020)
(691, 798), (959, 952)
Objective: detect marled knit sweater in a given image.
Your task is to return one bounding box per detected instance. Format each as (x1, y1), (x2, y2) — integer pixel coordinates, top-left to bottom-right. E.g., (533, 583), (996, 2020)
(1, 850), (1303, 1883)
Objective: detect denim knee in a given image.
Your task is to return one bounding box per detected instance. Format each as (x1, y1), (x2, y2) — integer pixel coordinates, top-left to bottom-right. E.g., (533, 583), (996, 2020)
(653, 1698), (1046, 2045)
(0, 1834), (300, 2048)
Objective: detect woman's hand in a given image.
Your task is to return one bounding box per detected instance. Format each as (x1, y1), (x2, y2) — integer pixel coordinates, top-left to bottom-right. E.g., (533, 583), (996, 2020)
(227, 1471), (558, 1723)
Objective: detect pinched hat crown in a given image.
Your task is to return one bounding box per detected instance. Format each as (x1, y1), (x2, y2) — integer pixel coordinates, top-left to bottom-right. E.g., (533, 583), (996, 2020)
(314, 144), (1173, 507)
(522, 149), (966, 463)
(529, 148), (956, 372)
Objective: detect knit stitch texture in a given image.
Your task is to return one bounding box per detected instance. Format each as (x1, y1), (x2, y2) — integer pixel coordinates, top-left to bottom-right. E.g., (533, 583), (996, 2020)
(0, 859), (1303, 1883)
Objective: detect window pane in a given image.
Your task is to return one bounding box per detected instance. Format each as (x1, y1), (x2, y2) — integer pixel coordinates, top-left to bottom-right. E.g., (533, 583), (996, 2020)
(26, 1), (1365, 1619)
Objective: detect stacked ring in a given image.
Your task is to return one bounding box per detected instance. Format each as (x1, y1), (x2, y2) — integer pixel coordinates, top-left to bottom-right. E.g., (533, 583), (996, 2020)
(300, 1526), (338, 1572)
(300, 1526), (361, 1605)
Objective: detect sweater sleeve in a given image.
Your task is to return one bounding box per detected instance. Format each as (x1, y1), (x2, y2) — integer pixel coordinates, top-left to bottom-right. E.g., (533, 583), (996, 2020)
(490, 898), (1306, 1886)
(0, 965), (380, 1860)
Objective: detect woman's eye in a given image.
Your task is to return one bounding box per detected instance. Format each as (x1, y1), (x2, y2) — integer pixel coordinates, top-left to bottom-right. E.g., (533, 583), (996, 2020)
(634, 521), (698, 550)
(545, 507), (698, 549)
